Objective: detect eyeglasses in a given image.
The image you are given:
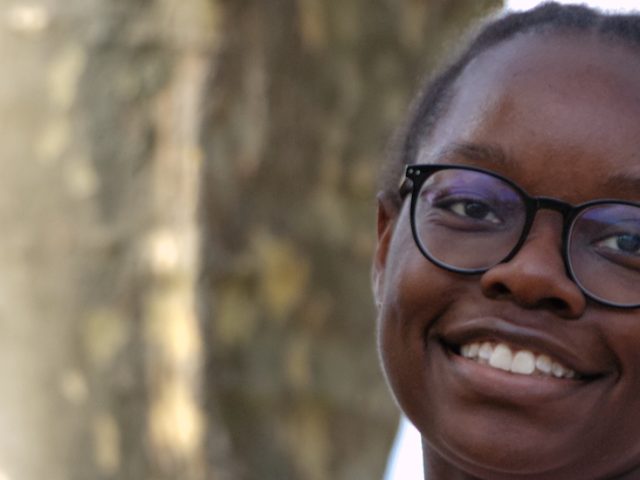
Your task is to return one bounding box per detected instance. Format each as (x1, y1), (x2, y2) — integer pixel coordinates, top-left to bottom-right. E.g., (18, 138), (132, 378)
(400, 164), (640, 308)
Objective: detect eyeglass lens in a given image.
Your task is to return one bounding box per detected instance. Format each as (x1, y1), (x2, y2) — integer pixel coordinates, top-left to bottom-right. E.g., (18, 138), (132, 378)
(413, 168), (640, 306)
(568, 204), (640, 306)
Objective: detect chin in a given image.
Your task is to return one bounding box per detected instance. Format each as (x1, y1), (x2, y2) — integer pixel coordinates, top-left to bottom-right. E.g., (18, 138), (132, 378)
(431, 425), (573, 478)
(417, 408), (639, 480)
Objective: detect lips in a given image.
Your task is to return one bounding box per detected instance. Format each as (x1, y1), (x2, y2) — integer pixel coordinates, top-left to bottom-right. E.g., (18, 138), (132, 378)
(435, 316), (613, 382)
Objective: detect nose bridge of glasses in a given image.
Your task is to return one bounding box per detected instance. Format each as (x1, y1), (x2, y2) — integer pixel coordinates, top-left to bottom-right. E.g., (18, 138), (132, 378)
(529, 197), (576, 242)
(510, 198), (568, 271)
(535, 196), (573, 217)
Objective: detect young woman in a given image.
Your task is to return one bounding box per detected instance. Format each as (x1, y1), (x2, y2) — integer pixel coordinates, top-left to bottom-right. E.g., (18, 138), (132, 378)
(374, 3), (640, 479)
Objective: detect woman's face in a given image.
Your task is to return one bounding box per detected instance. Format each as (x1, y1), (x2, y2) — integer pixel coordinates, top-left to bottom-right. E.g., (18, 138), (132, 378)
(375, 32), (640, 480)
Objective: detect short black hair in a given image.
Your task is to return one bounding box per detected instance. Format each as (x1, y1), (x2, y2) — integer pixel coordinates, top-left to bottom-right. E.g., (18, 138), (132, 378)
(380, 2), (640, 204)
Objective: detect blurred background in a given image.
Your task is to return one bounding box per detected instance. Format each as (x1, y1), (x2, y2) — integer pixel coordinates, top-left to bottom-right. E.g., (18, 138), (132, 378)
(0, 1), (502, 479)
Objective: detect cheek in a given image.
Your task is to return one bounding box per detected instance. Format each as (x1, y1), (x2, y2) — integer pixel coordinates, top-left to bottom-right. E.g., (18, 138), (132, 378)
(379, 214), (460, 322)
(576, 322), (640, 476)
(604, 324), (640, 440)
(377, 219), (461, 416)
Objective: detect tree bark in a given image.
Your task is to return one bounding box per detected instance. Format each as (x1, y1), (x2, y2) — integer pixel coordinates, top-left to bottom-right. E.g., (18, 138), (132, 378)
(0, 0), (501, 478)
(0, 0), (218, 478)
(201, 1), (501, 479)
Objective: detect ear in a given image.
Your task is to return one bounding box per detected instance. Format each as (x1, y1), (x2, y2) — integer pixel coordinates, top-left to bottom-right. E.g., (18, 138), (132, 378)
(372, 191), (401, 304)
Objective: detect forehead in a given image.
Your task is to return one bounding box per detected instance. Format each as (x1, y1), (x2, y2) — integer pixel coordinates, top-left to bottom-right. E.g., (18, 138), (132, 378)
(421, 31), (640, 201)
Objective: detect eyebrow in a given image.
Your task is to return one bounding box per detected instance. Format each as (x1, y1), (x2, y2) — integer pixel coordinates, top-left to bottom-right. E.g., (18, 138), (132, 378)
(434, 142), (513, 167)
(432, 143), (640, 200)
(601, 172), (640, 198)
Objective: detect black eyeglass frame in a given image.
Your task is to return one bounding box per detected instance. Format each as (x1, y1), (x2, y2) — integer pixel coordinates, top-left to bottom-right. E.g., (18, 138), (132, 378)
(400, 163), (640, 309)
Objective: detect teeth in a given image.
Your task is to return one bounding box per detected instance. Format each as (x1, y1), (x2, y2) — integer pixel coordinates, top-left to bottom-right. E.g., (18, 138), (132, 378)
(535, 354), (552, 374)
(489, 344), (512, 371)
(511, 351), (535, 375)
(459, 341), (576, 379)
(478, 342), (493, 362)
(551, 361), (566, 378)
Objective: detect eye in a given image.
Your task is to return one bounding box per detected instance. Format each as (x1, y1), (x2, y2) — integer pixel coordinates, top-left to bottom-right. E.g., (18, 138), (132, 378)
(448, 200), (501, 224)
(596, 233), (640, 255)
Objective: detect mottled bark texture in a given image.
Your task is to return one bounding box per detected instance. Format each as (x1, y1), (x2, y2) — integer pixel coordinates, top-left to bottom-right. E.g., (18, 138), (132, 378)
(0, 0), (501, 478)
(201, 1), (501, 479)
(0, 0), (216, 479)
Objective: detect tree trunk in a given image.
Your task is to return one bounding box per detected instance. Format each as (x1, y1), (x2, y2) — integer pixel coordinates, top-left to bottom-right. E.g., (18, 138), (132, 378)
(0, 0), (501, 478)
(0, 0), (218, 478)
(201, 1), (501, 479)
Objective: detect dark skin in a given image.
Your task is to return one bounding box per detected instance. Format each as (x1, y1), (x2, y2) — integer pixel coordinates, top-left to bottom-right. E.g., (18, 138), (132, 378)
(374, 32), (640, 480)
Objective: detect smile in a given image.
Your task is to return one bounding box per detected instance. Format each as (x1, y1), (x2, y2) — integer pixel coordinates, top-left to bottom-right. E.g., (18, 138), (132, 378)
(459, 341), (577, 379)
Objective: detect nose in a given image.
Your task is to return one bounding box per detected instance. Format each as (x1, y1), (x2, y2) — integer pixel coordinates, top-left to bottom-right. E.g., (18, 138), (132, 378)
(479, 212), (586, 318)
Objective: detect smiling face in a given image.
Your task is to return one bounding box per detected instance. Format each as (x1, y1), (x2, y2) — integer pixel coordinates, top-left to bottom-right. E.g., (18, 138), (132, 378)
(375, 32), (640, 480)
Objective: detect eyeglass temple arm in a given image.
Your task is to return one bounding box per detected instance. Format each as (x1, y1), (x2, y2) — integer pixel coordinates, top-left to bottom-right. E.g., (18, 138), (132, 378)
(398, 176), (413, 198)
